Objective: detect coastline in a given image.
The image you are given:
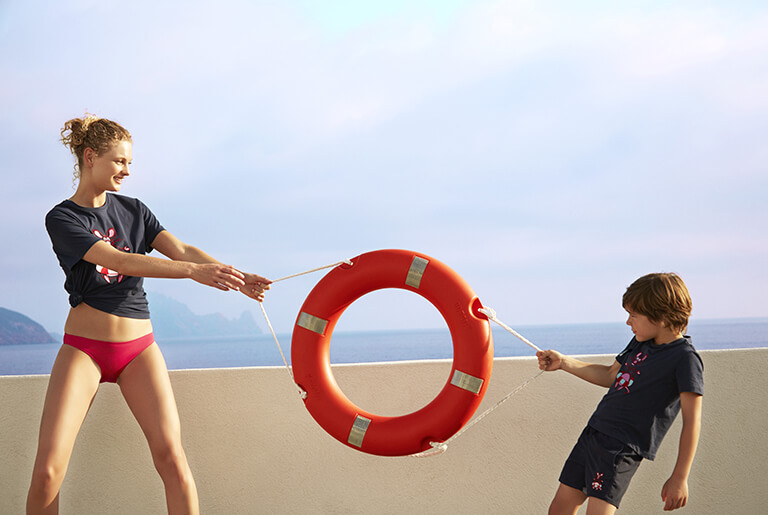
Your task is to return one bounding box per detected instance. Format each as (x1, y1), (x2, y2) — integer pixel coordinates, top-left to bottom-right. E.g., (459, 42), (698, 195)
(2, 317), (767, 377)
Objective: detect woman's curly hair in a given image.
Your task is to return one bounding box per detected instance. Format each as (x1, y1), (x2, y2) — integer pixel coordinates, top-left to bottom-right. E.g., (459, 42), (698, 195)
(60, 113), (131, 180)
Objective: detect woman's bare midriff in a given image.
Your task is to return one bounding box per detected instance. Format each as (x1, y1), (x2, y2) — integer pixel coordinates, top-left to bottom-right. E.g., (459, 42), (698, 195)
(64, 303), (154, 342)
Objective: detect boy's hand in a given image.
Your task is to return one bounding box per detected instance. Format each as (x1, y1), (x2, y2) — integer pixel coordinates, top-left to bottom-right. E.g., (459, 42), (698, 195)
(536, 349), (566, 371)
(661, 475), (688, 511)
(240, 272), (272, 302)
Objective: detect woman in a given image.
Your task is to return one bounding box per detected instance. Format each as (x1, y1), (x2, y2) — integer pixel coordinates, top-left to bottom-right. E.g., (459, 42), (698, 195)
(27, 114), (270, 514)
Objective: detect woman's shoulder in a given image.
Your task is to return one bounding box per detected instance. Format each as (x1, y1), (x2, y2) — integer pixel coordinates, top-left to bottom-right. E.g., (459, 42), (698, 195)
(47, 198), (75, 213)
(108, 192), (140, 205)
(45, 199), (79, 224)
(106, 194), (164, 234)
(107, 193), (153, 213)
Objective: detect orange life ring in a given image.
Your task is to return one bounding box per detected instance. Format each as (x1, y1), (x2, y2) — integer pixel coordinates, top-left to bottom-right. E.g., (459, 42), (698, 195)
(291, 249), (494, 456)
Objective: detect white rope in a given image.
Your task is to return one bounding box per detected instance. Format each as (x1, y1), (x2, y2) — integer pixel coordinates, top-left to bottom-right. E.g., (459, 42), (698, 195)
(259, 302), (307, 399)
(410, 368), (545, 458)
(410, 305), (545, 457)
(258, 258), (353, 400)
(478, 307), (542, 352)
(271, 259), (353, 283)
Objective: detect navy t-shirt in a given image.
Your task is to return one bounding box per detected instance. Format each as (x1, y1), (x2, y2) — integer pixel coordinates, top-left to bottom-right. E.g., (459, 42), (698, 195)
(45, 193), (165, 319)
(587, 336), (704, 460)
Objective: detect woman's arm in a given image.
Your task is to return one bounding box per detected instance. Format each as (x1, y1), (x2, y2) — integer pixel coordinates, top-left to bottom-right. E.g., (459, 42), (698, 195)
(150, 230), (223, 265)
(536, 349), (621, 388)
(82, 237), (246, 292)
(150, 231), (271, 300)
(661, 392), (703, 511)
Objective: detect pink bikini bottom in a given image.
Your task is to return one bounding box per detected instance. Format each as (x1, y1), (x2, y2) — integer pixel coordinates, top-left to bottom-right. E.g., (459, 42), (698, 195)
(63, 332), (155, 383)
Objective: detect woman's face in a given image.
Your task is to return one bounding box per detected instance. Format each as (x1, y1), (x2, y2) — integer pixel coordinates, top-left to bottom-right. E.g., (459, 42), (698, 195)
(87, 139), (132, 192)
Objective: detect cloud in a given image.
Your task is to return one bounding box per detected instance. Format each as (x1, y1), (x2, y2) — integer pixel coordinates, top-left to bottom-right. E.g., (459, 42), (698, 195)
(1, 0), (767, 332)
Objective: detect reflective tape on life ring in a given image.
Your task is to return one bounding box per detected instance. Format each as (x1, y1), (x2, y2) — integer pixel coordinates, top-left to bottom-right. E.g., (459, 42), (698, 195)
(290, 249), (494, 457)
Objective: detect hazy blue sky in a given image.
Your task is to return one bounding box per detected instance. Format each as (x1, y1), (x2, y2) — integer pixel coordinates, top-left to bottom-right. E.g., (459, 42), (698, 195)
(1, 0), (766, 336)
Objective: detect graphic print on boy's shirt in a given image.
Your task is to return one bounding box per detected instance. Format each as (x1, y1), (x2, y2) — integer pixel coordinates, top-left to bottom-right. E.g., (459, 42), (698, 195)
(614, 352), (648, 393)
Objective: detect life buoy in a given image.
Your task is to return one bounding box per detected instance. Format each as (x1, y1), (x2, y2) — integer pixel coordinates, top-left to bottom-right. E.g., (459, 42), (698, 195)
(291, 249), (493, 456)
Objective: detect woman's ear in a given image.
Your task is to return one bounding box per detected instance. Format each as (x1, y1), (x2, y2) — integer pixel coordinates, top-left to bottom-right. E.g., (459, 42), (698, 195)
(83, 147), (96, 167)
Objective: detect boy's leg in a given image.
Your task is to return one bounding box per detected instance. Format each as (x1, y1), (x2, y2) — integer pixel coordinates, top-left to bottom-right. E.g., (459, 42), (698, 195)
(554, 427), (641, 513)
(585, 497), (617, 515)
(549, 483), (587, 515)
(27, 345), (102, 514)
(578, 429), (642, 512)
(117, 343), (199, 515)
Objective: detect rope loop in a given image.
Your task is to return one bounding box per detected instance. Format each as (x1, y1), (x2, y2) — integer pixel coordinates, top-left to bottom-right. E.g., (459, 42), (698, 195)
(480, 306), (542, 353)
(410, 441), (449, 458)
(479, 306), (497, 320)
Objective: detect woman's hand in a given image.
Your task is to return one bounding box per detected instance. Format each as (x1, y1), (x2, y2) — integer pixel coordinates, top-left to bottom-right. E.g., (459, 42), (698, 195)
(190, 263), (246, 291)
(240, 272), (272, 302)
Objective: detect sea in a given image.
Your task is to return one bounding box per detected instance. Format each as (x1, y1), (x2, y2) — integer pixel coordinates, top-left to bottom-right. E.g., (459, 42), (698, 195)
(1, 317), (766, 377)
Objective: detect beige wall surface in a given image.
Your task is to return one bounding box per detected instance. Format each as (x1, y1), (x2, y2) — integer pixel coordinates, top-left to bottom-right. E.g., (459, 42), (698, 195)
(1, 348), (766, 514)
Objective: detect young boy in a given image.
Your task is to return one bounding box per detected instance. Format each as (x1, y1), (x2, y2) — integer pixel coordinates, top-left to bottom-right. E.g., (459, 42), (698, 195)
(537, 273), (703, 514)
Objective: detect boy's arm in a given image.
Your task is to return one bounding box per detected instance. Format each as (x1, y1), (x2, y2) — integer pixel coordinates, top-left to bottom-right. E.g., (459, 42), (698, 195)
(661, 392), (703, 511)
(536, 350), (621, 388)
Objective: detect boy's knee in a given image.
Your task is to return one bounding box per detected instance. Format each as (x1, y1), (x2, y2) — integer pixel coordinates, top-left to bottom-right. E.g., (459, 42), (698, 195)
(549, 499), (579, 515)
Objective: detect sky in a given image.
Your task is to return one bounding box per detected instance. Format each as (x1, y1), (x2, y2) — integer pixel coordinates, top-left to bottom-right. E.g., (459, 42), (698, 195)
(1, 0), (766, 336)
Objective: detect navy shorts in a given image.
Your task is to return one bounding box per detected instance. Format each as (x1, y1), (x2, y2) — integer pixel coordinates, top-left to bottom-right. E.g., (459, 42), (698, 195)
(559, 426), (643, 508)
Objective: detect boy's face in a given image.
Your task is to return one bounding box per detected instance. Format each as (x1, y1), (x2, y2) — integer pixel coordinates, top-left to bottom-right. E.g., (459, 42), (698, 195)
(625, 310), (665, 343)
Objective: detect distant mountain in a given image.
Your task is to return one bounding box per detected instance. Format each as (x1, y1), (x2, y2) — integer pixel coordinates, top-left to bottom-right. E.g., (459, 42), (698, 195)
(1, 295), (261, 345)
(147, 292), (263, 339)
(0, 307), (55, 345)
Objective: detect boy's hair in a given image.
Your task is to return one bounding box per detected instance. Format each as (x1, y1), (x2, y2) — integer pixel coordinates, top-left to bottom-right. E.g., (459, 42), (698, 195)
(622, 273), (692, 333)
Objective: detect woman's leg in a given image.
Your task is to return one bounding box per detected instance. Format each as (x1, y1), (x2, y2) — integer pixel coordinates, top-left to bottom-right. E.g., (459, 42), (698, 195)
(118, 343), (199, 515)
(27, 345), (102, 515)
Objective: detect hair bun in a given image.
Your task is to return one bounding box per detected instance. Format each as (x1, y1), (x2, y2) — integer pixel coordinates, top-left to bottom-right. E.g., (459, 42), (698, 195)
(60, 113), (131, 181)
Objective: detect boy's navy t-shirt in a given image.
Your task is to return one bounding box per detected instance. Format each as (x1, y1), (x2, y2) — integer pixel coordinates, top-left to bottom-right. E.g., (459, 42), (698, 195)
(587, 336), (703, 460)
(45, 193), (165, 319)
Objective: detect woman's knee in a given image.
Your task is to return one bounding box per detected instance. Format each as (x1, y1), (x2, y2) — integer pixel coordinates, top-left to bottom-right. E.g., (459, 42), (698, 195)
(150, 440), (191, 480)
(29, 461), (66, 497)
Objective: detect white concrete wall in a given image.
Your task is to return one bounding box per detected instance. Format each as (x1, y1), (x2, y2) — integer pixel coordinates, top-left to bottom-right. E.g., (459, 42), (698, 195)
(1, 348), (766, 514)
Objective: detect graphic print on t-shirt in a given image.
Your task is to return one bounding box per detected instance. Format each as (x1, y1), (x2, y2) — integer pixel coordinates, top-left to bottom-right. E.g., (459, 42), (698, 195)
(92, 228), (130, 284)
(614, 351), (647, 394)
